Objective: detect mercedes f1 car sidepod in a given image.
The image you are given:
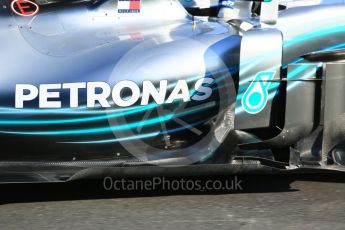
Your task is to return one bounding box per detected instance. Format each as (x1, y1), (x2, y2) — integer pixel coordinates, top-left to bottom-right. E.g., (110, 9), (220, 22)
(0, 0), (345, 183)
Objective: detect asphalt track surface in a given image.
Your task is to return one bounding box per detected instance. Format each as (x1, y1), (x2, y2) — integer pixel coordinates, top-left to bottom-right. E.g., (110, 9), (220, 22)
(0, 173), (345, 229)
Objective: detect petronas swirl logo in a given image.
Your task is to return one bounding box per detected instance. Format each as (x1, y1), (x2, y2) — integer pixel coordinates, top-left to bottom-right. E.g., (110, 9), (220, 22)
(242, 71), (276, 114)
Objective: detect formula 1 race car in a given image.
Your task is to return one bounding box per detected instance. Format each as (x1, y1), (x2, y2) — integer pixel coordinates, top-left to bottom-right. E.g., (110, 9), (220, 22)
(0, 0), (345, 183)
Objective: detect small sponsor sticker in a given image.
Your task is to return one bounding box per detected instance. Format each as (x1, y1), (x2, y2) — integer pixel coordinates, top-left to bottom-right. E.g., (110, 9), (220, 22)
(218, 0), (236, 9)
(118, 32), (144, 41)
(118, 0), (141, 14)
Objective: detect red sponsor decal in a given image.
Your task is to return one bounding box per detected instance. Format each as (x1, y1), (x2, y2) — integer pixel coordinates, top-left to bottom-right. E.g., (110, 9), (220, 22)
(129, 0), (140, 11)
(11, 0), (39, 17)
(130, 33), (143, 40)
